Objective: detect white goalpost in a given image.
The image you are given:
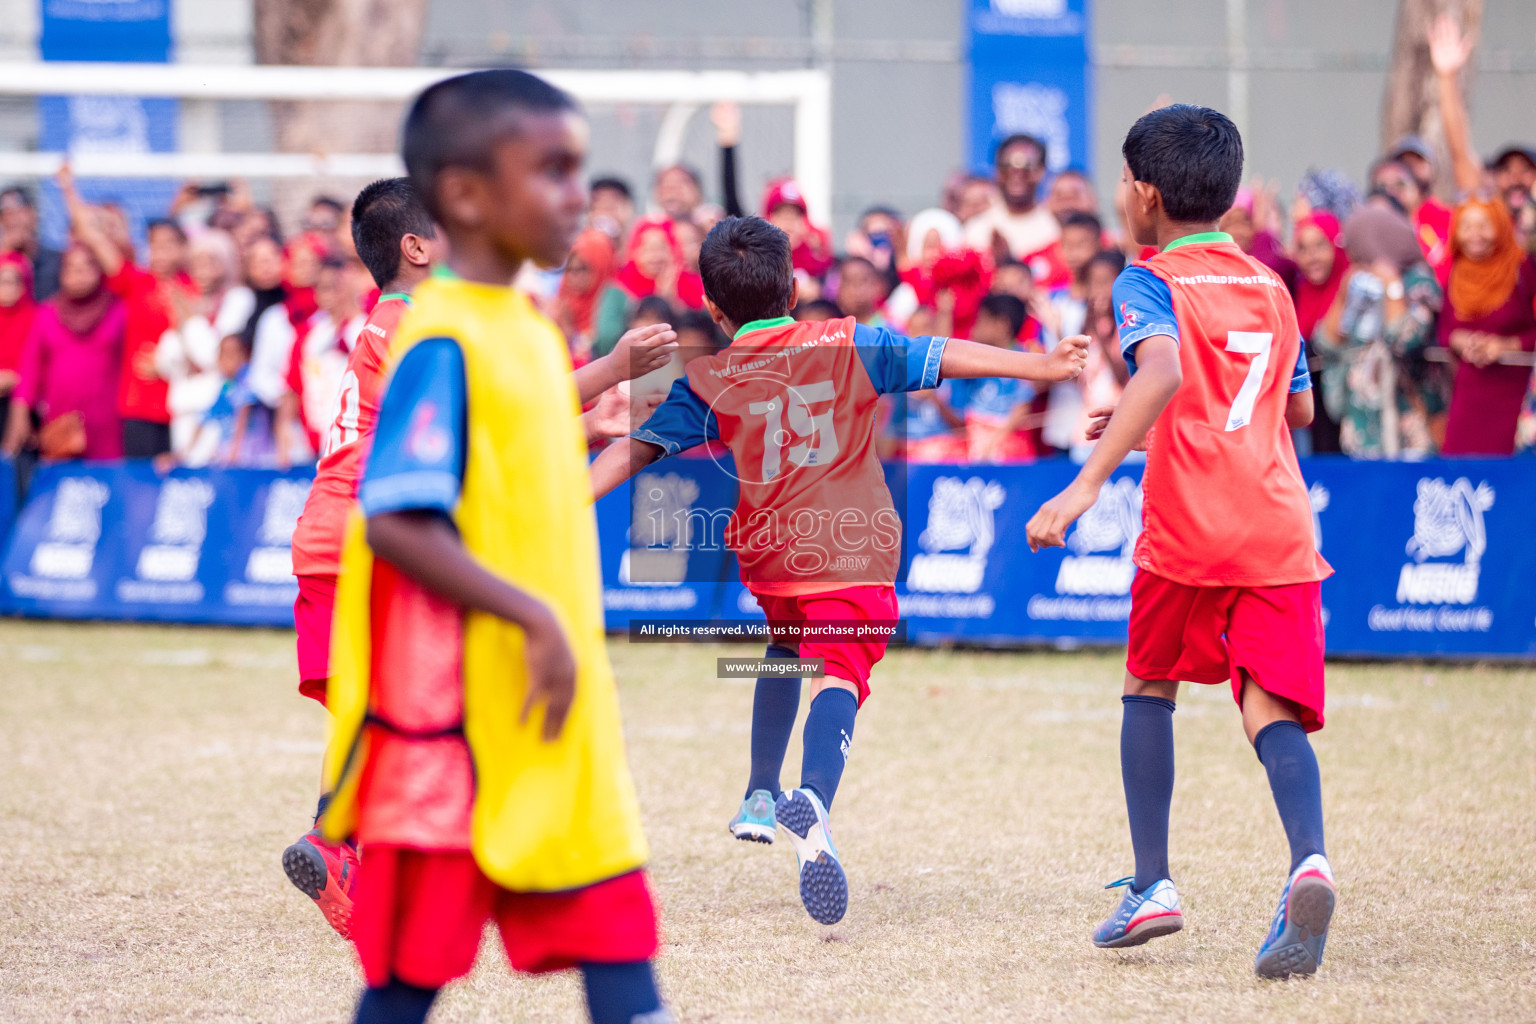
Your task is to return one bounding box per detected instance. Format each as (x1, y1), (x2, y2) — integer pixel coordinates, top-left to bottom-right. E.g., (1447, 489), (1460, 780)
(0, 61), (834, 222)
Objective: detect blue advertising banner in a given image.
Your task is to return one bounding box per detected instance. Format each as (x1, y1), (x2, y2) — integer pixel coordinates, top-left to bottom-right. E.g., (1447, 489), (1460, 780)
(37, 0), (178, 253)
(967, 0), (1093, 176)
(0, 457), (15, 546)
(0, 462), (312, 627)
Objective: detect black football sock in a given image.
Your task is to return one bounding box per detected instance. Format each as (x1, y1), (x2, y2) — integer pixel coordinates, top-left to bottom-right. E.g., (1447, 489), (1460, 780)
(1255, 720), (1327, 872)
(1121, 695), (1176, 892)
(745, 644), (801, 798)
(353, 979), (438, 1024)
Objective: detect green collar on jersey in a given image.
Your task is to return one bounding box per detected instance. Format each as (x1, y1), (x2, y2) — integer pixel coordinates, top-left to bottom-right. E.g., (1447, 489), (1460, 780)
(734, 315), (796, 339)
(432, 264), (460, 281)
(1162, 230), (1233, 252)
(377, 292), (412, 305)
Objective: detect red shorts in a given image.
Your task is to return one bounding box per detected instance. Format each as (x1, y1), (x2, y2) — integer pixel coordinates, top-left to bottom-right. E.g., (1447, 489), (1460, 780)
(352, 846), (660, 989)
(294, 573), (337, 706)
(752, 584), (898, 706)
(1126, 570), (1326, 732)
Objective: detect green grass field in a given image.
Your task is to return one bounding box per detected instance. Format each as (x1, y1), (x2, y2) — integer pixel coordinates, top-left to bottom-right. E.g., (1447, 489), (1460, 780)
(1, 619), (1533, 1023)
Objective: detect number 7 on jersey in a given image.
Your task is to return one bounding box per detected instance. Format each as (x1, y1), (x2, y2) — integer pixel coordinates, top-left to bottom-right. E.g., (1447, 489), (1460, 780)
(1223, 331), (1273, 431)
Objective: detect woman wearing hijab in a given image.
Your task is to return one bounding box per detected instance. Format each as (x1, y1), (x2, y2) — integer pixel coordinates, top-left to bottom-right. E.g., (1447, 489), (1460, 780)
(1, 245), (126, 460)
(156, 229), (254, 451)
(552, 228), (616, 365)
(884, 208), (989, 337)
(1438, 198), (1536, 456)
(1313, 200), (1445, 458)
(1292, 212), (1350, 453)
(592, 217), (701, 356)
(0, 252), (37, 433)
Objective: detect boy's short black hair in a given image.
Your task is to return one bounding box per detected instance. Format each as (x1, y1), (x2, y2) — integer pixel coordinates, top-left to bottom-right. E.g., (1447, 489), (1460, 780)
(402, 69), (578, 222)
(311, 194), (345, 214)
(146, 218), (186, 243)
(590, 176), (633, 201)
(994, 255), (1033, 279)
(1089, 249), (1128, 276)
(351, 177), (437, 289)
(698, 216), (793, 327)
(994, 132), (1047, 167)
(631, 295), (674, 326)
(1061, 211), (1103, 237)
(794, 298), (845, 322)
(978, 293), (1027, 338)
(1122, 104), (1244, 223)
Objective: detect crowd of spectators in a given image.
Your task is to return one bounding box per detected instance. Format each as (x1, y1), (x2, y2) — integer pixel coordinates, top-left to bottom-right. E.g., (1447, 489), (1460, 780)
(0, 16), (1530, 476)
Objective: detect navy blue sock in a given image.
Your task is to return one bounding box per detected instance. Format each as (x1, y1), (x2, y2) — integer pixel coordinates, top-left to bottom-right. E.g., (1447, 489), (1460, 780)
(746, 644), (801, 798)
(799, 687), (858, 809)
(353, 979), (438, 1024)
(1255, 720), (1327, 872)
(580, 960), (664, 1024)
(1121, 694), (1176, 892)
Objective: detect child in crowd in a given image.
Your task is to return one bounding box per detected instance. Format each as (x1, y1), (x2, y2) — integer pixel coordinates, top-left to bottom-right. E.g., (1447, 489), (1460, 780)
(158, 333), (268, 469)
(1026, 104), (1335, 979)
(949, 294), (1037, 463)
(319, 71), (675, 1024)
(590, 215), (1087, 925)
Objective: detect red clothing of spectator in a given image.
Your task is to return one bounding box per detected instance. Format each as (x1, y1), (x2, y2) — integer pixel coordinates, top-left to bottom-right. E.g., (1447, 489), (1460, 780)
(284, 233), (331, 329)
(0, 252), (37, 374)
(1293, 212), (1350, 340)
(16, 285), (127, 459)
(109, 261), (192, 426)
(1440, 202), (1536, 456)
(1024, 241), (1071, 292)
(1414, 196), (1454, 286)
(613, 217), (704, 308)
(898, 248), (991, 338)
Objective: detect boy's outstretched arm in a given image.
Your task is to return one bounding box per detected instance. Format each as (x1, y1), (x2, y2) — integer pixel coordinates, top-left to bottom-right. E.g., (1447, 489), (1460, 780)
(1026, 334), (1181, 552)
(572, 323), (678, 404)
(590, 435), (664, 501)
(941, 334), (1089, 383)
(367, 509), (576, 741)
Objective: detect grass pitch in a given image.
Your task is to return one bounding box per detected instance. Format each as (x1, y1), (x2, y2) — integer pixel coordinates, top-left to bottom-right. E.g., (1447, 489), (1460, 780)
(1, 620), (1533, 1023)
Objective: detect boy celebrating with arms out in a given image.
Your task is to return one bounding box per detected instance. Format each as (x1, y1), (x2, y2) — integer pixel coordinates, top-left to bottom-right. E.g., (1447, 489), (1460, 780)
(591, 215), (1088, 925)
(320, 72), (672, 1024)
(1025, 105), (1335, 979)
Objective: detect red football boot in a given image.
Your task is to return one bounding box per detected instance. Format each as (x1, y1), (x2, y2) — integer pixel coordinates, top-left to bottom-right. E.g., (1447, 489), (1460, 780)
(282, 830), (359, 939)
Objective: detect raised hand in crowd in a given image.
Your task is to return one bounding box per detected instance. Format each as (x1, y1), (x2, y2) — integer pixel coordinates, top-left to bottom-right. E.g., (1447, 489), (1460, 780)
(711, 100), (741, 149)
(1428, 14), (1483, 196)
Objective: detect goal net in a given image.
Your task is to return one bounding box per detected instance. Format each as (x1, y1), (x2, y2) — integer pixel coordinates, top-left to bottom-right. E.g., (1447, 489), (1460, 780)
(0, 61), (831, 249)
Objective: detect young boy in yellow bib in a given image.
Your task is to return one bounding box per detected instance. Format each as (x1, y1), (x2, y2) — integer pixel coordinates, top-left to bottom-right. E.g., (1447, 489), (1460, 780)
(320, 70), (674, 1024)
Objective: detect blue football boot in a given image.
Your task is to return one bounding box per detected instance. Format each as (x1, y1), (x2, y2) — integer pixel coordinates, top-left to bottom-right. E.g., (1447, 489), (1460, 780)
(1092, 876), (1185, 948)
(728, 788), (778, 844)
(1255, 854), (1336, 979)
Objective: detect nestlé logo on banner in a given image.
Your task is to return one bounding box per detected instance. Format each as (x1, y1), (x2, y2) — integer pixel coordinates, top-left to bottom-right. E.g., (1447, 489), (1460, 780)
(19, 476), (110, 598)
(1370, 477), (1495, 633)
(1027, 477), (1141, 622)
(904, 476), (1004, 618)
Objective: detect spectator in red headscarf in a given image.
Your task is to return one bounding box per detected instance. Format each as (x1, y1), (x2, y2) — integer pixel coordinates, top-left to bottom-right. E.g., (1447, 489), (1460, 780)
(762, 179), (833, 280)
(283, 231), (331, 330)
(552, 228), (616, 365)
(1439, 198), (1536, 456)
(592, 217), (701, 357)
(885, 208), (990, 338)
(2, 245), (126, 460)
(1292, 211), (1350, 453)
(0, 252), (36, 433)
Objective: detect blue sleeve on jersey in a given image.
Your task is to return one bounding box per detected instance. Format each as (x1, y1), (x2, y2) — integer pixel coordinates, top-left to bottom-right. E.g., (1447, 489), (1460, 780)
(1113, 265), (1179, 376)
(1289, 343), (1312, 393)
(358, 336), (468, 518)
(851, 322), (948, 394)
(631, 376), (718, 456)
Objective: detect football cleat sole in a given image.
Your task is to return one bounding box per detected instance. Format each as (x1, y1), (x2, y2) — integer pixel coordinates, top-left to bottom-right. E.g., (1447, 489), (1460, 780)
(1255, 875), (1335, 979)
(729, 822), (776, 843)
(776, 790), (848, 925)
(282, 840), (328, 899)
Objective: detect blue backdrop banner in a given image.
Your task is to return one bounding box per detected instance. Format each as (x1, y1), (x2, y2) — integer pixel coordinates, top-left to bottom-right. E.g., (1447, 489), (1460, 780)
(0, 462), (312, 626)
(0, 458), (1532, 659)
(966, 0), (1093, 177)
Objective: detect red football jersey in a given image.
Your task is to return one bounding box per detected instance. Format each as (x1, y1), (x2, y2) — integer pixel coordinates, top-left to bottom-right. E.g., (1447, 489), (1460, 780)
(681, 316), (903, 595)
(290, 296), (410, 579)
(1133, 242), (1331, 588)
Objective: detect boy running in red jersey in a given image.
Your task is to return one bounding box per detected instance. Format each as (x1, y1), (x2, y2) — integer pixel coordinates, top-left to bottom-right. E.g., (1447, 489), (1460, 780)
(1026, 105), (1336, 978)
(591, 215), (1088, 925)
(283, 178), (673, 939)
